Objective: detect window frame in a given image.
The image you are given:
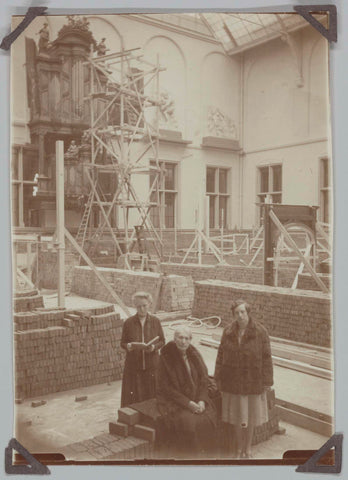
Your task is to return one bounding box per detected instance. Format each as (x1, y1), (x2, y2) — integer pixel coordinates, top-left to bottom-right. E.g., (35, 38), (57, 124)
(257, 163), (283, 205)
(149, 160), (178, 229)
(206, 166), (230, 229)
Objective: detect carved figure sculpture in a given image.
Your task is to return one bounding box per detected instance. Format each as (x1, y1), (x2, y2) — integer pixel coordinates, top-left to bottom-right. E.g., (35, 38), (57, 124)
(159, 91), (178, 129)
(65, 140), (79, 159)
(37, 22), (50, 53)
(207, 106), (238, 139)
(96, 38), (109, 56)
(81, 130), (91, 145)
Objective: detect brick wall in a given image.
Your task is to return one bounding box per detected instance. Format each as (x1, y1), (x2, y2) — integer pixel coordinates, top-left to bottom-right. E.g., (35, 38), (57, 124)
(192, 280), (331, 347)
(14, 305), (125, 399)
(14, 290), (44, 313)
(160, 262), (298, 288)
(297, 273), (331, 291)
(35, 250), (79, 291)
(71, 266), (194, 312)
(160, 263), (263, 284)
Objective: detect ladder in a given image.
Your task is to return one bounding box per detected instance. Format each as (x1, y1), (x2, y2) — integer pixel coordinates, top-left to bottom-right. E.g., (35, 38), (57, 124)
(248, 225), (264, 266)
(75, 191), (94, 249)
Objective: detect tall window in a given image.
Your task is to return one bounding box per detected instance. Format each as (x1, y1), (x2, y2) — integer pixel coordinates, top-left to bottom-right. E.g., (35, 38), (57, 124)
(257, 164), (282, 204)
(150, 161), (177, 228)
(206, 167), (229, 228)
(11, 146), (38, 227)
(319, 157), (331, 224)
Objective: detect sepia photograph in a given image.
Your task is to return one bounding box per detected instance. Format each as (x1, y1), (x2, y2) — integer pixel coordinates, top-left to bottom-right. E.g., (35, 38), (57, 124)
(10, 10), (334, 463)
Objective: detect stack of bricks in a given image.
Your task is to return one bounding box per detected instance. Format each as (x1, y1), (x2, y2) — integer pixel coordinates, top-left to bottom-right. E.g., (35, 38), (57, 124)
(192, 280), (331, 347)
(109, 394), (279, 455)
(71, 266), (194, 312)
(14, 305), (125, 399)
(13, 289), (44, 313)
(109, 407), (156, 446)
(252, 388), (280, 445)
(14, 309), (65, 330)
(160, 275), (194, 311)
(65, 433), (153, 460)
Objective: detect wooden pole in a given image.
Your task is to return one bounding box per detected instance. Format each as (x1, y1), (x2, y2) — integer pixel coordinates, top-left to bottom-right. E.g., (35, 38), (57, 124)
(26, 242), (31, 282)
(204, 195), (209, 254)
(220, 209), (224, 261)
(13, 242), (17, 291)
(56, 140), (65, 308)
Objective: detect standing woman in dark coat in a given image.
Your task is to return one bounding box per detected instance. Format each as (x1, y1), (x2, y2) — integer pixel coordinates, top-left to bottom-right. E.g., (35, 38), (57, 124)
(214, 299), (273, 459)
(120, 291), (165, 407)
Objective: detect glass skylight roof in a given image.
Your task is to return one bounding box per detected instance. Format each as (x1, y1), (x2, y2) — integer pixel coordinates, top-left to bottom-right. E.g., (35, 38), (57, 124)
(139, 12), (328, 54)
(201, 12), (327, 53)
(142, 13), (213, 37)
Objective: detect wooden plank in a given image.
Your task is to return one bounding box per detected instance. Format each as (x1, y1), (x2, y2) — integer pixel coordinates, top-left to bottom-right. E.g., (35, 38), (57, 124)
(276, 405), (333, 437)
(272, 356), (332, 381)
(152, 274), (164, 314)
(64, 227), (130, 317)
(276, 398), (333, 424)
(271, 344), (331, 370)
(292, 243), (311, 289)
(248, 239), (263, 266)
(269, 209), (329, 293)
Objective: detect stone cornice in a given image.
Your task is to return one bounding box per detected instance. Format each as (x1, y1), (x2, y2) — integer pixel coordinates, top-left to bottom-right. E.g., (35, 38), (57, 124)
(244, 137), (328, 155)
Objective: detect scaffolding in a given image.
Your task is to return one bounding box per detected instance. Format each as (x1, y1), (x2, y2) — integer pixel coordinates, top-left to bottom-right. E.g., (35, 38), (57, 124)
(76, 45), (166, 263)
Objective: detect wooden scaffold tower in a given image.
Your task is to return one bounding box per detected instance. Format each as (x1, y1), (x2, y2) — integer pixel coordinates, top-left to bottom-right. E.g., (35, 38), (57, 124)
(76, 44), (166, 266)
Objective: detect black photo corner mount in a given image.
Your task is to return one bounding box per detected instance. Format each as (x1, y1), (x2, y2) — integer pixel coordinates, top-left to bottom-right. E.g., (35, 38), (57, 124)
(294, 4), (337, 42)
(5, 438), (51, 475)
(0, 6), (47, 51)
(296, 433), (343, 474)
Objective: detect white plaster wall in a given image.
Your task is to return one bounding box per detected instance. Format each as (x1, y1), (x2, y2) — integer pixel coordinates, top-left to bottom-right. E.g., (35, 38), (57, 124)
(241, 26), (330, 228)
(241, 140), (329, 229)
(200, 53), (240, 141)
(243, 28), (329, 152)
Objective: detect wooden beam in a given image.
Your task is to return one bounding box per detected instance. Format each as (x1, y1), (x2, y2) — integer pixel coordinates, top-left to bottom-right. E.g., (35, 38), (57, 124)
(152, 274), (164, 314)
(56, 141), (65, 308)
(269, 209), (329, 294)
(17, 268), (34, 289)
(292, 243), (311, 289)
(64, 227), (130, 317)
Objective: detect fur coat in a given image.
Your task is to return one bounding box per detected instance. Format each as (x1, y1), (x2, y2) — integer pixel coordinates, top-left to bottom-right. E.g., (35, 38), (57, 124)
(214, 317), (273, 395)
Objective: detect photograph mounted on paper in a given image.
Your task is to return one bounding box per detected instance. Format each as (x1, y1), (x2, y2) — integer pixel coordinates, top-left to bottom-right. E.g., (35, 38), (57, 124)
(11, 11), (333, 462)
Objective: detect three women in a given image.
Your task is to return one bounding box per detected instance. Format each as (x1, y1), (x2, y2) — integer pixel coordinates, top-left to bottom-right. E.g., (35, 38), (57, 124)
(121, 291), (274, 459)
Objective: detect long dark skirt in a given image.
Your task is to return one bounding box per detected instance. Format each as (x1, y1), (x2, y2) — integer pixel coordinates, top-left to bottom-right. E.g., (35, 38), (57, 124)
(121, 367), (156, 408)
(159, 406), (217, 459)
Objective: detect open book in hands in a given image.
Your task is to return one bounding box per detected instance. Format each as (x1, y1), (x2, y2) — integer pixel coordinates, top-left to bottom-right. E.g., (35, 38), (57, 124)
(129, 336), (160, 350)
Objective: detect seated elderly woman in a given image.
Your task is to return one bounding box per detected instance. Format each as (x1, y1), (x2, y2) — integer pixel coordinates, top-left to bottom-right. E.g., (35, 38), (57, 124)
(156, 326), (217, 458)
